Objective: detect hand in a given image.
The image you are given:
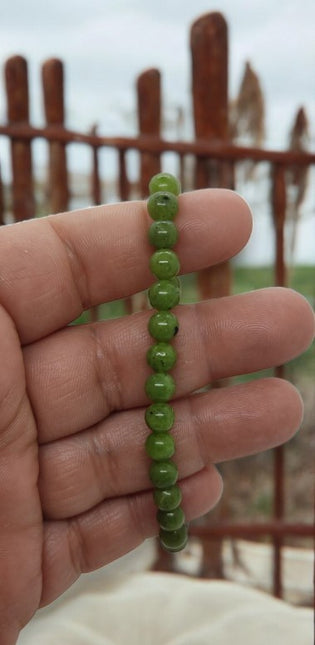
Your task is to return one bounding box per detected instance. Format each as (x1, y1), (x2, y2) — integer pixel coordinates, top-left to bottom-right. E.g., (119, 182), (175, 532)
(0, 189), (313, 644)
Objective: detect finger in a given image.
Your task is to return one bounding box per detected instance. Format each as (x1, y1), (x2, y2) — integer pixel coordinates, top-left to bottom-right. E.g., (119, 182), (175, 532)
(0, 189), (252, 343)
(25, 287), (314, 443)
(40, 464), (222, 606)
(39, 377), (302, 519)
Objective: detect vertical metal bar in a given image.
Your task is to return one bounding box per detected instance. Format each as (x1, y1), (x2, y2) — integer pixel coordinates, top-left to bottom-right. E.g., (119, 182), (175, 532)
(42, 58), (69, 213)
(272, 162), (287, 597)
(272, 163), (287, 287)
(5, 55), (35, 222)
(118, 149), (129, 201)
(90, 124), (101, 205)
(273, 443), (285, 598)
(137, 68), (161, 197)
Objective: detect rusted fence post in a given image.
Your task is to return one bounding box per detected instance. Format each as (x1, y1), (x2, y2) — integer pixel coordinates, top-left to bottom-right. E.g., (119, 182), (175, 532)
(191, 12), (232, 302)
(5, 56), (35, 221)
(42, 58), (69, 213)
(191, 12), (229, 185)
(137, 68), (161, 197)
(125, 68), (161, 316)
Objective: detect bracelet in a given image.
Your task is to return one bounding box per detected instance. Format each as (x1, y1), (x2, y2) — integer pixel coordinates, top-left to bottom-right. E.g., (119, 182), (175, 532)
(144, 172), (188, 553)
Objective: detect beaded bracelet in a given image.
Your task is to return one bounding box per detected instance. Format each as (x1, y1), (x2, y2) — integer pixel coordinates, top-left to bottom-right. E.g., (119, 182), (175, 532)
(144, 172), (188, 553)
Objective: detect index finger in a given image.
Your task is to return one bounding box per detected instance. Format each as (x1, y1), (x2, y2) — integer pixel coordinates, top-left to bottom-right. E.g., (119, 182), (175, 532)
(0, 189), (252, 343)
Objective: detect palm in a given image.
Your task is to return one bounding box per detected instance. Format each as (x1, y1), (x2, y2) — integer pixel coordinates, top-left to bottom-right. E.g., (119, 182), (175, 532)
(0, 191), (313, 644)
(0, 324), (43, 642)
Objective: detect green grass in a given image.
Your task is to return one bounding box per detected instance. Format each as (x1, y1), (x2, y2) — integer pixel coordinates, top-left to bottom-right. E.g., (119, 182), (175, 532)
(71, 300), (126, 326)
(232, 265), (274, 293)
(231, 265), (315, 383)
(232, 264), (315, 304)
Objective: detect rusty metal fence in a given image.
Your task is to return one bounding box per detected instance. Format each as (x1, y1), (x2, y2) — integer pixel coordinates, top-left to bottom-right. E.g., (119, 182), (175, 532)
(0, 12), (314, 600)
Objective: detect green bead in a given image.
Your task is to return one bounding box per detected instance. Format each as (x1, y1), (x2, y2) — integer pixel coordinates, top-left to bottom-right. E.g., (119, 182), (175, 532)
(145, 432), (175, 461)
(145, 373), (175, 402)
(148, 311), (179, 342)
(145, 403), (175, 432)
(157, 507), (185, 531)
(160, 524), (188, 552)
(147, 343), (177, 372)
(149, 172), (181, 196)
(150, 249), (180, 280)
(154, 484), (182, 511)
(148, 220), (178, 249)
(148, 278), (180, 310)
(147, 192), (179, 221)
(149, 460), (178, 488)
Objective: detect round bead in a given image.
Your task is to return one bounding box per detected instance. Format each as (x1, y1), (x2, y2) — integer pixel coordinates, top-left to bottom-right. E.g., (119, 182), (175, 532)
(157, 507), (185, 531)
(145, 432), (175, 461)
(145, 403), (175, 432)
(145, 373), (175, 402)
(148, 220), (178, 249)
(149, 172), (181, 196)
(149, 460), (178, 488)
(150, 249), (180, 280)
(159, 524), (188, 552)
(148, 278), (180, 310)
(153, 484), (182, 511)
(147, 343), (177, 372)
(148, 311), (179, 342)
(147, 192), (179, 221)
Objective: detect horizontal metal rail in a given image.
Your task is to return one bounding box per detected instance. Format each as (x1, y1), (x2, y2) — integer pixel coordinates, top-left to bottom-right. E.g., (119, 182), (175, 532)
(1, 123), (315, 165)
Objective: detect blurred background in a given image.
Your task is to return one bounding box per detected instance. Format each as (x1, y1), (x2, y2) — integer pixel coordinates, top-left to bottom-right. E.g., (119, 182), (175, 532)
(0, 0), (314, 609)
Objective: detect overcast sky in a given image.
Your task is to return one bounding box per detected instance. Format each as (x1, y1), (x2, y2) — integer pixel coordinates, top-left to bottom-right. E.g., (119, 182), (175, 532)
(0, 0), (314, 150)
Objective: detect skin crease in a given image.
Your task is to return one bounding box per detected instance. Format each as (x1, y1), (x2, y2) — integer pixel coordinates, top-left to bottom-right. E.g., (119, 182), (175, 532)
(0, 189), (314, 645)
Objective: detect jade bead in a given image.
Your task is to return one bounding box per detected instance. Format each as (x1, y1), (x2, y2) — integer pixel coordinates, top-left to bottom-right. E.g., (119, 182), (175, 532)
(149, 172), (181, 196)
(148, 311), (179, 342)
(145, 373), (175, 402)
(154, 484), (182, 511)
(145, 432), (175, 461)
(147, 343), (177, 372)
(148, 220), (178, 249)
(147, 191), (178, 221)
(159, 524), (188, 552)
(148, 278), (180, 310)
(157, 507), (185, 531)
(145, 403), (175, 432)
(149, 460), (178, 488)
(150, 249), (180, 280)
